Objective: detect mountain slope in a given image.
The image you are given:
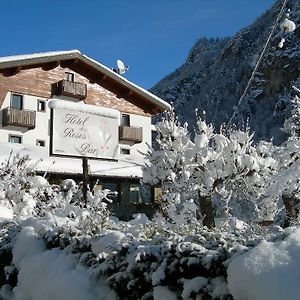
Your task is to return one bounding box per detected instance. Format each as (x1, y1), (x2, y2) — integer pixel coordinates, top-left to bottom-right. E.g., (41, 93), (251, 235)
(151, 0), (300, 143)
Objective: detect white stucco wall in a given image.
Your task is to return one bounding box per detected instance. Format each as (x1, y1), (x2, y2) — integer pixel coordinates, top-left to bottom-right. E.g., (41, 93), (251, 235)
(0, 92), (50, 148)
(119, 113), (152, 160)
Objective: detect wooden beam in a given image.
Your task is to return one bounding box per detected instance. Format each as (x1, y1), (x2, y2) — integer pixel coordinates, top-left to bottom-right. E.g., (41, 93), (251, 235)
(89, 77), (98, 84)
(68, 62), (106, 84)
(60, 59), (79, 68)
(89, 73), (106, 84)
(98, 74), (108, 83)
(1, 66), (21, 77)
(116, 87), (132, 99)
(42, 61), (60, 71)
(152, 106), (165, 114)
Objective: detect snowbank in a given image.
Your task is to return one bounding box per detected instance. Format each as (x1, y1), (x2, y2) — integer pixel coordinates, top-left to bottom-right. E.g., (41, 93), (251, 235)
(228, 228), (300, 300)
(153, 286), (177, 300)
(8, 227), (116, 300)
(0, 205), (13, 221)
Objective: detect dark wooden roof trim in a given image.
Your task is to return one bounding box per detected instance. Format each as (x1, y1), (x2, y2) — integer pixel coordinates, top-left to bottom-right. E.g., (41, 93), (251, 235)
(2, 66), (21, 77)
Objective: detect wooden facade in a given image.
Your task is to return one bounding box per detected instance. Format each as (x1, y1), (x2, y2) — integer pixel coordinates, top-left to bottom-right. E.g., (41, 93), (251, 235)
(0, 66), (154, 117)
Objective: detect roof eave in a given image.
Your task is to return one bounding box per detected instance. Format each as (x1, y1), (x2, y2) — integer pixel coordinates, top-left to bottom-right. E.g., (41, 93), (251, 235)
(80, 55), (171, 112)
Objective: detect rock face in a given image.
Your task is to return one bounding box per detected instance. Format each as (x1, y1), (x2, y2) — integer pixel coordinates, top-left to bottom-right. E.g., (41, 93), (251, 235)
(151, 0), (300, 143)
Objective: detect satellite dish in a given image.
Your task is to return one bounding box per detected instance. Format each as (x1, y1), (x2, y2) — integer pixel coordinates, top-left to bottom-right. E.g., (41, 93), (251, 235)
(116, 59), (129, 75)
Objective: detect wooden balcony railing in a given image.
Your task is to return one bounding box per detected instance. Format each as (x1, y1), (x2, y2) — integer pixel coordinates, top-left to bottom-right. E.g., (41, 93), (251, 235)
(119, 126), (143, 143)
(2, 107), (36, 129)
(52, 80), (87, 100)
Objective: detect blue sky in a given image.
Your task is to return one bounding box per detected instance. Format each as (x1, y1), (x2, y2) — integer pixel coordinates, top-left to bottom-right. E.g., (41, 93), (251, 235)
(1, 0), (275, 89)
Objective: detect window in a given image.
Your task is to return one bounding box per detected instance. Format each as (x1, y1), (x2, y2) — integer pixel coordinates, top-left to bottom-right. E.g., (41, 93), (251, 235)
(9, 135), (22, 144)
(64, 72), (74, 82)
(121, 114), (130, 127)
(11, 94), (23, 110)
(129, 184), (152, 204)
(36, 140), (45, 147)
(120, 148), (130, 155)
(152, 130), (159, 149)
(37, 100), (46, 112)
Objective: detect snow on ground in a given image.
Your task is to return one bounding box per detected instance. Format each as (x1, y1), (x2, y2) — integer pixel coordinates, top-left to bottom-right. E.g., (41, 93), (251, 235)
(153, 286), (178, 300)
(3, 226), (116, 300)
(0, 205), (13, 221)
(227, 227), (300, 300)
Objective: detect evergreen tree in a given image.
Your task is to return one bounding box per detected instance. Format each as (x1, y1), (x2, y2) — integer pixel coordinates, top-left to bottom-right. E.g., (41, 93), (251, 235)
(283, 95), (300, 138)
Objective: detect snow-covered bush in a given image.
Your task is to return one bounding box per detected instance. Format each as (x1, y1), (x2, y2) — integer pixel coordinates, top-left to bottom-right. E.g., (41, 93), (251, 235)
(0, 152), (111, 237)
(0, 152), (53, 219)
(45, 179), (112, 236)
(30, 212), (287, 300)
(0, 153), (117, 298)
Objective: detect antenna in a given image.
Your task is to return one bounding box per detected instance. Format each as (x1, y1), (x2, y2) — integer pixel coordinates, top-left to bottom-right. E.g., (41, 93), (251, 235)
(116, 59), (129, 75)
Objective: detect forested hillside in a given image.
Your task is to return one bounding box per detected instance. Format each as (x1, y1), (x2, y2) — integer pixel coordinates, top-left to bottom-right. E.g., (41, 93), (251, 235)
(152, 0), (300, 143)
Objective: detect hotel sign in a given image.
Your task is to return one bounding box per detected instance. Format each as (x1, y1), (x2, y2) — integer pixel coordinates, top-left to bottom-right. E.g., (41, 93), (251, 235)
(50, 100), (119, 160)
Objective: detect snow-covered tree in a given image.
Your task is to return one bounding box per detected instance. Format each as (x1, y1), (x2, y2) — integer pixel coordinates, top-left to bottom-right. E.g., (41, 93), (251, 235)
(283, 95), (300, 138)
(144, 111), (277, 228)
(191, 118), (277, 227)
(264, 93), (300, 226)
(143, 109), (198, 223)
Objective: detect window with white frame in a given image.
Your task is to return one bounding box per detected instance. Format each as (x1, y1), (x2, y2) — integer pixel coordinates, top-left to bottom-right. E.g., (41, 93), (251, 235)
(11, 94), (23, 110)
(9, 135), (22, 144)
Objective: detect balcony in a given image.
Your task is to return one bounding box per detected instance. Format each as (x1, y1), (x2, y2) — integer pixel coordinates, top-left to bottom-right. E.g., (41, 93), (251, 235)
(119, 126), (143, 143)
(52, 80), (87, 100)
(2, 107), (36, 129)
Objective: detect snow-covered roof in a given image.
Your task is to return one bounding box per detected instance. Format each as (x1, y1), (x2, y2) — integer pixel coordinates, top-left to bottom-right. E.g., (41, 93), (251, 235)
(0, 50), (171, 113)
(0, 143), (144, 179)
(0, 50), (80, 65)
